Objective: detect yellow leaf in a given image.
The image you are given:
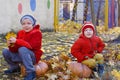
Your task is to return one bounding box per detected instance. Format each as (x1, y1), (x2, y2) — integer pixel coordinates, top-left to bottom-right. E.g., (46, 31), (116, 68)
(5, 32), (16, 40)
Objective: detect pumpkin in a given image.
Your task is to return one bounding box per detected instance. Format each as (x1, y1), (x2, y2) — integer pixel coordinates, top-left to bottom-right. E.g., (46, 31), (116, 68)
(20, 61), (48, 77)
(82, 59), (96, 68)
(35, 61), (48, 77)
(67, 61), (92, 78)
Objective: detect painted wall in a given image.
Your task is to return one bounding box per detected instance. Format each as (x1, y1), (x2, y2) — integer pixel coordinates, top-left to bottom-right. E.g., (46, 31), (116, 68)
(0, 0), (54, 34)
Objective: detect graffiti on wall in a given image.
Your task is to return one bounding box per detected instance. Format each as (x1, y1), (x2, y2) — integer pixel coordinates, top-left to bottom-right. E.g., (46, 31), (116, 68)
(18, 0), (50, 14)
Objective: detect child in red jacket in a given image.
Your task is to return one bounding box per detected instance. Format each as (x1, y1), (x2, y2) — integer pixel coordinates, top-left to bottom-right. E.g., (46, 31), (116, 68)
(71, 22), (105, 77)
(2, 14), (43, 80)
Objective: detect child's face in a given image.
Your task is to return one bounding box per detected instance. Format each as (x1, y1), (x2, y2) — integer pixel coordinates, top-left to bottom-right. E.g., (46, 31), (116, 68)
(84, 28), (93, 38)
(21, 19), (33, 32)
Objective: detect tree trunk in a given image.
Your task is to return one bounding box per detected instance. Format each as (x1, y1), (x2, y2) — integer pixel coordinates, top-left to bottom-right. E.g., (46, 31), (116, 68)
(90, 0), (97, 35)
(96, 0), (102, 26)
(71, 0), (78, 21)
(83, 0), (89, 23)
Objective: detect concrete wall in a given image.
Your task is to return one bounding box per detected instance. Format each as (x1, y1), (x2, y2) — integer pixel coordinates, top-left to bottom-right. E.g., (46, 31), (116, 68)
(0, 0), (54, 34)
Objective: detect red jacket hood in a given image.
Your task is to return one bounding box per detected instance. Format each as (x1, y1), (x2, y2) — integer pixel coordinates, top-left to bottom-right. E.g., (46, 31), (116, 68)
(33, 24), (40, 30)
(81, 22), (95, 36)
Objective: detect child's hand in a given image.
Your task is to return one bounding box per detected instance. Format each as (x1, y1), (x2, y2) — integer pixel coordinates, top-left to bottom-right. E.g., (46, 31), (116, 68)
(85, 56), (89, 59)
(93, 50), (98, 55)
(7, 40), (11, 46)
(5, 32), (16, 47)
(9, 37), (16, 43)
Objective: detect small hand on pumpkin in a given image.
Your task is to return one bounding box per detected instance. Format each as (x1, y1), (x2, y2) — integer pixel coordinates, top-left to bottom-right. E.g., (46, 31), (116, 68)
(85, 56), (89, 59)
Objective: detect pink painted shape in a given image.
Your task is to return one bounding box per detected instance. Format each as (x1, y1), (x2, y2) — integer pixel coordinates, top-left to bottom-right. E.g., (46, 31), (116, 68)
(18, 3), (22, 14)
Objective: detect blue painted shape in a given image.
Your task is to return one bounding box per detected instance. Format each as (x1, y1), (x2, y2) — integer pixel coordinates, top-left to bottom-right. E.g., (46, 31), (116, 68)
(30, 0), (36, 11)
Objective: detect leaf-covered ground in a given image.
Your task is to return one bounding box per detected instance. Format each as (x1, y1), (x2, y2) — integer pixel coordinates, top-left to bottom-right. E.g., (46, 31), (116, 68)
(0, 32), (120, 80)
(0, 32), (79, 80)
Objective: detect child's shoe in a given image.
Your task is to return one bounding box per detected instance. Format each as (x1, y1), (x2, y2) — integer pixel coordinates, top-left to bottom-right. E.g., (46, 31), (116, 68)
(4, 67), (21, 74)
(24, 71), (36, 80)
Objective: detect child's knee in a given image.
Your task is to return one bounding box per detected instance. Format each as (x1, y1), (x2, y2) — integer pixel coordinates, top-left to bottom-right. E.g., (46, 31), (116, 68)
(18, 47), (27, 53)
(2, 48), (9, 56)
(18, 47), (30, 56)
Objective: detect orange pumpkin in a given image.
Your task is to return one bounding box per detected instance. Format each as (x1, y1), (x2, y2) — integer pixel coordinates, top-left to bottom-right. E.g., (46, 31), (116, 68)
(67, 61), (92, 78)
(21, 61), (48, 77)
(35, 61), (48, 77)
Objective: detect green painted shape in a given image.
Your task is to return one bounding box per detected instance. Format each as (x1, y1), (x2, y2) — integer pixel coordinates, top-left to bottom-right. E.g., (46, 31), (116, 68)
(47, 0), (50, 9)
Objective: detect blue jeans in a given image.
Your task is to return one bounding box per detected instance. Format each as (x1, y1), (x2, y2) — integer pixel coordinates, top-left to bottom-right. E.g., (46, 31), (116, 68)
(98, 64), (104, 77)
(93, 64), (104, 77)
(2, 47), (36, 73)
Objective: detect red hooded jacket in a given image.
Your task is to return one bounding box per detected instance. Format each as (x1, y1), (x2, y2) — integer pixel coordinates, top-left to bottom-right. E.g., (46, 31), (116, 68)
(71, 22), (105, 62)
(8, 25), (43, 64)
